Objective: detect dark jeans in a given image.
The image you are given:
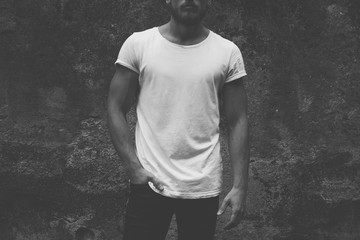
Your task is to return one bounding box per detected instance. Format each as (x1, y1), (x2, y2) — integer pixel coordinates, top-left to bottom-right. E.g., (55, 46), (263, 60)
(124, 184), (219, 240)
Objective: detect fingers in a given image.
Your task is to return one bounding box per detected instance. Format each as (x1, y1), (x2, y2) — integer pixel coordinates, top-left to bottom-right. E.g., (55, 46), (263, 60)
(129, 168), (165, 191)
(217, 198), (229, 215)
(224, 211), (239, 230)
(224, 207), (244, 230)
(218, 196), (244, 230)
(148, 174), (164, 191)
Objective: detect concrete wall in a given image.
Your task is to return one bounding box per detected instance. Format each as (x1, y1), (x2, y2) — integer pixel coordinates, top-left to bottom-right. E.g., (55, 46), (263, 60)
(0, 0), (359, 239)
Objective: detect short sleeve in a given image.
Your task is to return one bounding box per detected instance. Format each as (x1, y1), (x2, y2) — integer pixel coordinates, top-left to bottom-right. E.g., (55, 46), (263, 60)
(115, 34), (140, 74)
(225, 44), (247, 83)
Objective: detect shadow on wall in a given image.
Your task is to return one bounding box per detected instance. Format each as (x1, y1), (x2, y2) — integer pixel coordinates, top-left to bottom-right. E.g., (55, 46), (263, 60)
(75, 227), (95, 240)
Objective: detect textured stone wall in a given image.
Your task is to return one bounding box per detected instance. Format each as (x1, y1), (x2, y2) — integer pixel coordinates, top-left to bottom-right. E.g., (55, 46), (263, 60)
(0, 0), (359, 239)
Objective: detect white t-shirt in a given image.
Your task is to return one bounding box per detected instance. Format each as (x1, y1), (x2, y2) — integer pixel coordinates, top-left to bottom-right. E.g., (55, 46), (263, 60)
(115, 27), (246, 199)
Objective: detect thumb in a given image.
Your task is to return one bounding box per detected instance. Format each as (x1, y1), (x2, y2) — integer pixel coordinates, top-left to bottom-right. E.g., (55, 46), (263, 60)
(217, 197), (229, 215)
(148, 175), (164, 191)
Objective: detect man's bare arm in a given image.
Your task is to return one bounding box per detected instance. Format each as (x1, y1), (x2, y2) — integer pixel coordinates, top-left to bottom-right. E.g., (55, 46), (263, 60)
(107, 65), (164, 190)
(217, 78), (249, 230)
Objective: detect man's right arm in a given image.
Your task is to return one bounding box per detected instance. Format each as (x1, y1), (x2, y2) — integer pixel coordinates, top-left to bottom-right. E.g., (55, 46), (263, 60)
(107, 65), (164, 190)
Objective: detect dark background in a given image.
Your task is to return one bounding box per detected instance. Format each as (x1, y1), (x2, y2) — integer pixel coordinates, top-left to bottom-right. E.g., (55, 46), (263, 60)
(0, 0), (359, 239)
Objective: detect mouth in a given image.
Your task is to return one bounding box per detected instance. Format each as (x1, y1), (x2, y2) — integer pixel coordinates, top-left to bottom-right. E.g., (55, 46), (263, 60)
(181, 5), (198, 12)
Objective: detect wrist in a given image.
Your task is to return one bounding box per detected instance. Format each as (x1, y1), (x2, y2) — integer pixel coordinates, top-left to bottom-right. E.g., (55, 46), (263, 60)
(232, 185), (247, 193)
(232, 177), (248, 191)
(231, 186), (247, 201)
(127, 163), (143, 175)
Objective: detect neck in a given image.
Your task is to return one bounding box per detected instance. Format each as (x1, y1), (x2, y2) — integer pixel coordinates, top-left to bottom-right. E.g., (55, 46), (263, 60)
(158, 17), (209, 45)
(168, 17), (205, 41)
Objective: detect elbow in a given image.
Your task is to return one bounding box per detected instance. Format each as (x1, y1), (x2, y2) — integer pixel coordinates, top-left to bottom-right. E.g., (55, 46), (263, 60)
(227, 115), (248, 131)
(107, 109), (114, 129)
(107, 105), (123, 125)
(108, 99), (126, 117)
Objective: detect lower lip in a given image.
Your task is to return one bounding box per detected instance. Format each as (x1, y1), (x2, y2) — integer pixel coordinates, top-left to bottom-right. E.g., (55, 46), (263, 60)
(183, 7), (197, 12)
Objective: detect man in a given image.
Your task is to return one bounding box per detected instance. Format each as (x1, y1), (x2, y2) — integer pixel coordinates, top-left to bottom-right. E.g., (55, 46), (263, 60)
(107, 0), (249, 239)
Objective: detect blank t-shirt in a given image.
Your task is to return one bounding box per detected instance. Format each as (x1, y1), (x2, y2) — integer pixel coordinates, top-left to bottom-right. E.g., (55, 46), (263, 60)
(115, 27), (246, 199)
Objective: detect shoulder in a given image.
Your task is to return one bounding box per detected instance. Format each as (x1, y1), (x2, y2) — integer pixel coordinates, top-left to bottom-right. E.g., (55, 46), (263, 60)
(210, 31), (239, 52)
(127, 27), (157, 44)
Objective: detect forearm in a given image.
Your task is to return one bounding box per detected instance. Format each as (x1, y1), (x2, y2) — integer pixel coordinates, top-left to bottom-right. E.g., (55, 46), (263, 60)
(228, 117), (249, 191)
(108, 109), (142, 173)
(220, 78), (249, 228)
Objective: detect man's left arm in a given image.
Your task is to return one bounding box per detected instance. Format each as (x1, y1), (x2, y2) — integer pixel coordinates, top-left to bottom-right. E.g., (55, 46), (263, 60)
(217, 77), (249, 230)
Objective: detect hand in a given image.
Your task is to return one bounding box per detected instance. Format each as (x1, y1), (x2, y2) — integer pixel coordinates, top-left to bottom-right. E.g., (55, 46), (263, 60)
(129, 167), (164, 191)
(217, 187), (246, 230)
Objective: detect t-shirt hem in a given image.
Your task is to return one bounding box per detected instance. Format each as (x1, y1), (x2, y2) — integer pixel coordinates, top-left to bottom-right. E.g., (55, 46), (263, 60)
(225, 71), (247, 83)
(149, 184), (221, 199)
(115, 60), (139, 74)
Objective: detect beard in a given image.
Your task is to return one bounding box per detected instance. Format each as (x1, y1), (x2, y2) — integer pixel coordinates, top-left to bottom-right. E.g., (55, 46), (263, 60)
(168, 3), (208, 26)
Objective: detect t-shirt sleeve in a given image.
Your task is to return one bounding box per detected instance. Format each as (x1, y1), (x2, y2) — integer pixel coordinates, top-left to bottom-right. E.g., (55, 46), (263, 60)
(225, 43), (247, 83)
(115, 34), (140, 74)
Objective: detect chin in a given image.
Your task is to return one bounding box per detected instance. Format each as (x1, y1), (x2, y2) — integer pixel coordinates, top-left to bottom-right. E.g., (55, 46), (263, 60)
(170, 6), (206, 26)
(175, 13), (205, 26)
